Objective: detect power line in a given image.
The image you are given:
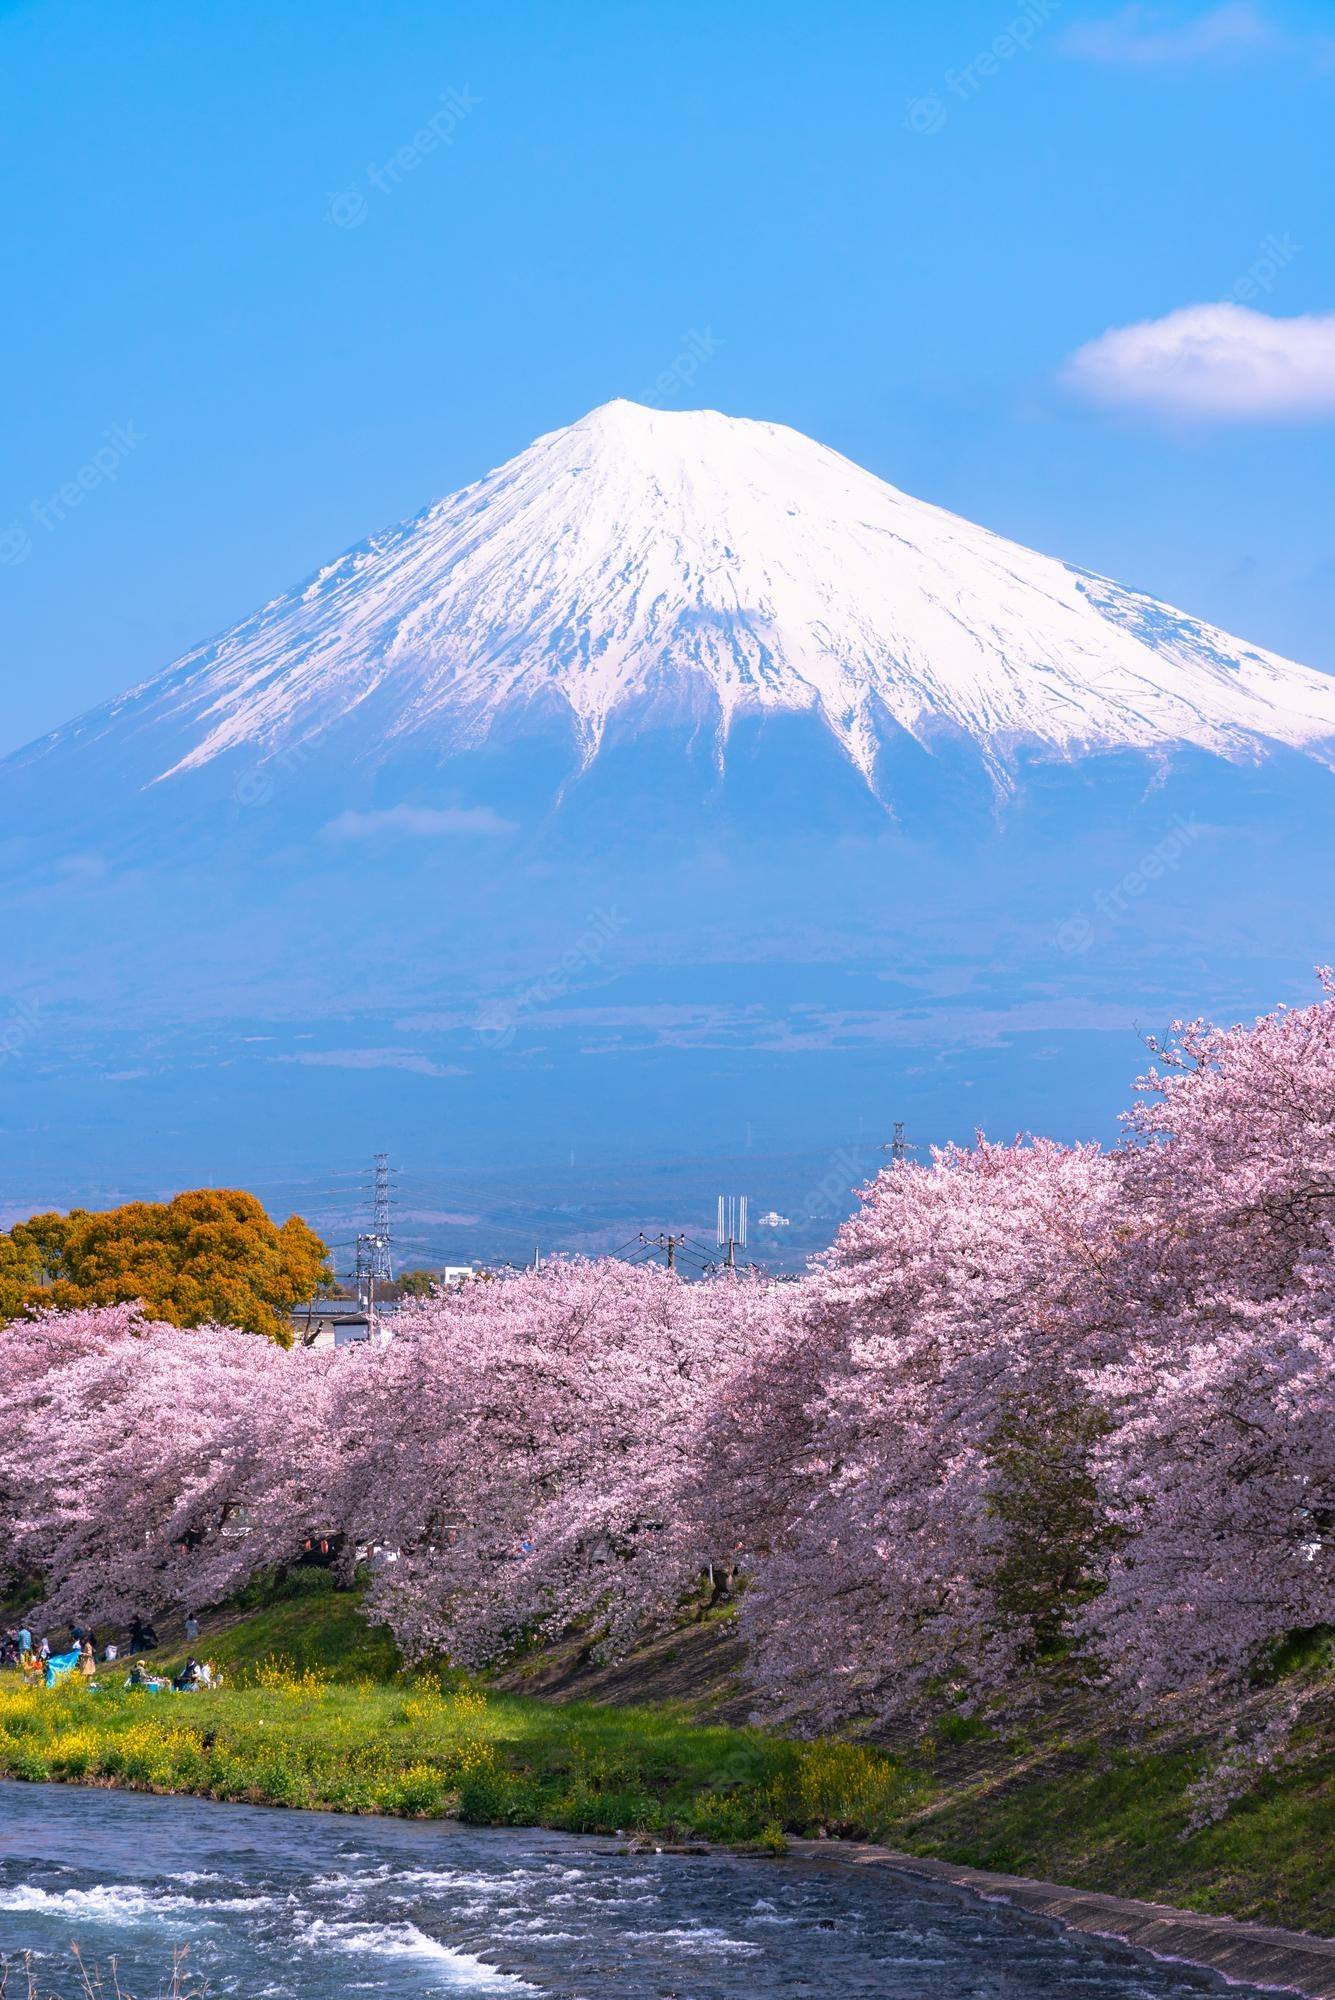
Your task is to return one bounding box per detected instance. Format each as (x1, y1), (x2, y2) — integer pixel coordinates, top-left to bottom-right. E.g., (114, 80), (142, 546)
(637, 1230), (692, 1272)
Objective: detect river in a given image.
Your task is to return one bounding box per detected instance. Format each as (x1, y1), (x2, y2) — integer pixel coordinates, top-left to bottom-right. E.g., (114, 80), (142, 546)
(0, 1782), (1277, 1998)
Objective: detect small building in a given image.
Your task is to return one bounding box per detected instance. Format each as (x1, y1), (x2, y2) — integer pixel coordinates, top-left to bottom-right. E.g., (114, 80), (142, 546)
(292, 1267), (478, 1347)
(292, 1299), (397, 1348)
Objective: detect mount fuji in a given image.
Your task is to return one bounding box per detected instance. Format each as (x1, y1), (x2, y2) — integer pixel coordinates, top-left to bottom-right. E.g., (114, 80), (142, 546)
(12, 398), (1335, 800)
(3, 401), (1334, 1258)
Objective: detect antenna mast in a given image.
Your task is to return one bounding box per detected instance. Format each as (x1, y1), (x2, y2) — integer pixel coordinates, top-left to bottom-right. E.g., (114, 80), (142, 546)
(716, 1193), (748, 1269)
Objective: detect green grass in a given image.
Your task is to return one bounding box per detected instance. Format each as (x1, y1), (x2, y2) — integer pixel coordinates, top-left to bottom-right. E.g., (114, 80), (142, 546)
(889, 1728), (1335, 1934)
(0, 1669), (915, 1850)
(2, 1577), (1330, 1935)
(192, 1568), (401, 1683)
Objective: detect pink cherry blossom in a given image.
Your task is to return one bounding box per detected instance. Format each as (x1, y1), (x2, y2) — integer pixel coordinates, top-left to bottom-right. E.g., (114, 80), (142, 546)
(1, 977), (1328, 1740)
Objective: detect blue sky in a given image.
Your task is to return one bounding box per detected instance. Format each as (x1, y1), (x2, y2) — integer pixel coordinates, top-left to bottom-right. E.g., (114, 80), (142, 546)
(3, 0), (1332, 757)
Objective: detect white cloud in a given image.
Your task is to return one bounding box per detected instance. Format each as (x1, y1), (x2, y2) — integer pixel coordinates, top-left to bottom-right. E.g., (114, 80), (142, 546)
(1062, 304), (1335, 420)
(322, 804), (517, 841)
(277, 1048), (468, 1077)
(55, 851), (110, 882)
(1061, 4), (1279, 63)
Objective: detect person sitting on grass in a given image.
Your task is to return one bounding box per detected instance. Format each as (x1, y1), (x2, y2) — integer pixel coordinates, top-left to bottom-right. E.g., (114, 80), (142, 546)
(172, 1656), (202, 1692)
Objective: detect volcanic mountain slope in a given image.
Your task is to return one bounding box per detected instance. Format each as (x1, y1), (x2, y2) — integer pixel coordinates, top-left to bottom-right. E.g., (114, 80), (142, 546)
(3, 401), (1334, 1234)
(10, 398), (1335, 812)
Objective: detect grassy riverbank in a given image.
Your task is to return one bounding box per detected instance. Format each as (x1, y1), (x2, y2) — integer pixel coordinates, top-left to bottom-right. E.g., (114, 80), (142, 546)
(0, 1671), (905, 1852)
(1, 1578), (1330, 1935)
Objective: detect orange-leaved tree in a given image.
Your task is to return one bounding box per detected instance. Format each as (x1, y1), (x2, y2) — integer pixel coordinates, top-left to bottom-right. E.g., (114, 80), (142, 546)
(0, 1190), (329, 1344)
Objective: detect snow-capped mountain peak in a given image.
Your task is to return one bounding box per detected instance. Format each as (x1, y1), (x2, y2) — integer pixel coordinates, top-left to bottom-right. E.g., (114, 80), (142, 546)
(25, 400), (1335, 790)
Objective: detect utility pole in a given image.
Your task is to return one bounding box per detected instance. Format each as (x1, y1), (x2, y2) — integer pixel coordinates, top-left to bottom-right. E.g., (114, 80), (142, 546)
(641, 1230), (687, 1271)
(354, 1233), (373, 1315)
(716, 1194), (748, 1269)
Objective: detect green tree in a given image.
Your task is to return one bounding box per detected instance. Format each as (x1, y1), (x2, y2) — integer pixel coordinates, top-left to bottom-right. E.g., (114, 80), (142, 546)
(395, 1269), (439, 1298)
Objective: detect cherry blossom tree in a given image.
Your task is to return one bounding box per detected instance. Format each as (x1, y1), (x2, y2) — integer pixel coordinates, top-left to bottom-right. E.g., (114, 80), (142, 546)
(0, 1304), (338, 1626)
(1080, 975), (1335, 1706)
(348, 1259), (785, 1666)
(2, 976), (1328, 1734)
(733, 1138), (1122, 1730)
(1086, 1286), (1333, 1707)
(1113, 969), (1335, 1314)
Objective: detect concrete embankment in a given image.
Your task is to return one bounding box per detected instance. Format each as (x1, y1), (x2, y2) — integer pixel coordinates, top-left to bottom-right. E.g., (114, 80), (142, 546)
(791, 1842), (1335, 1998)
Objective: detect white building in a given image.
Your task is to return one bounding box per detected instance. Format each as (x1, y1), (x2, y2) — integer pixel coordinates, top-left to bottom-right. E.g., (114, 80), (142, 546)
(293, 1296), (393, 1344)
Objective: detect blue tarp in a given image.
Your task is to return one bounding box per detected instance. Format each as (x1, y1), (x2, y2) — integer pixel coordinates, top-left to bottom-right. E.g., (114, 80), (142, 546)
(44, 1650), (80, 1687)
